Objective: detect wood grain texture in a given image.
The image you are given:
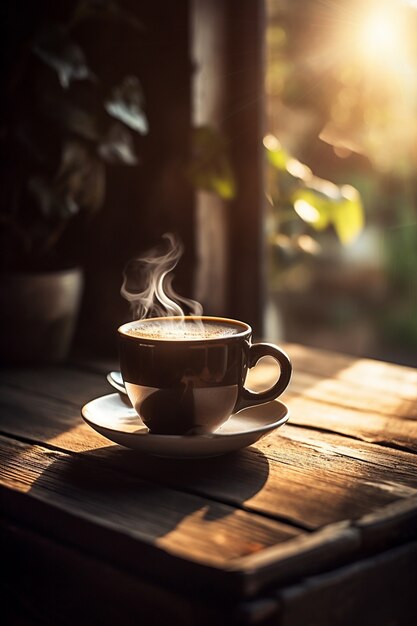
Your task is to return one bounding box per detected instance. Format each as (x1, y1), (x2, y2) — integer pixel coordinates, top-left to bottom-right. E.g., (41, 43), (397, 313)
(0, 434), (363, 600)
(246, 353), (417, 420)
(1, 381), (416, 531)
(282, 393), (417, 453)
(0, 436), (300, 569)
(354, 495), (417, 551)
(276, 540), (417, 626)
(287, 343), (417, 402)
(75, 344), (417, 405)
(288, 371), (417, 419)
(1, 348), (417, 613)
(1, 516), (232, 626)
(0, 365), (111, 407)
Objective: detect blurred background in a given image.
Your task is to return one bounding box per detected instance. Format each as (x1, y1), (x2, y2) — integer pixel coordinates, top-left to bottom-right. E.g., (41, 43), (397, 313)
(264, 0), (417, 366)
(1, 0), (417, 366)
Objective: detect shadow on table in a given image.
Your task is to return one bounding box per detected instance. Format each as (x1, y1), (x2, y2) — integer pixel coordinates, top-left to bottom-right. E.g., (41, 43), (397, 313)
(28, 444), (271, 538)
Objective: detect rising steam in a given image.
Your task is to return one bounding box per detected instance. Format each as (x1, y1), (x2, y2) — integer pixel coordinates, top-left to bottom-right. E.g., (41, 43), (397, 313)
(121, 233), (203, 320)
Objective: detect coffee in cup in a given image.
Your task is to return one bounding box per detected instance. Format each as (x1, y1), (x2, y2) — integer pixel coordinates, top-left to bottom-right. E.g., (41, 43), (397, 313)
(118, 316), (291, 435)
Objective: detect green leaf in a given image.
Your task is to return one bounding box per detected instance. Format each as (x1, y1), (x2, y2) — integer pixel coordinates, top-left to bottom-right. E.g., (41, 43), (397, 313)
(265, 144), (290, 171)
(291, 189), (331, 230)
(105, 76), (148, 135)
(331, 191), (365, 245)
(33, 24), (92, 88)
(98, 123), (138, 165)
(292, 182), (364, 245)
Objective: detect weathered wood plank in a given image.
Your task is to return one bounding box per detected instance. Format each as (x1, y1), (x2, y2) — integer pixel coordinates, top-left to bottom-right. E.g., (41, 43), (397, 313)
(85, 349), (417, 421)
(258, 424), (417, 495)
(0, 381), (109, 451)
(355, 495), (417, 552)
(282, 392), (417, 453)
(289, 371), (417, 420)
(3, 362), (417, 456)
(73, 345), (417, 406)
(276, 540), (417, 626)
(287, 343), (417, 401)
(0, 365), (110, 407)
(3, 353), (417, 430)
(1, 357), (417, 607)
(1, 383), (416, 531)
(6, 345), (415, 422)
(0, 436), (362, 600)
(0, 436), (301, 569)
(278, 425), (417, 486)
(246, 357), (417, 420)
(81, 432), (416, 531)
(4, 365), (416, 455)
(1, 516), (229, 626)
(232, 521), (360, 598)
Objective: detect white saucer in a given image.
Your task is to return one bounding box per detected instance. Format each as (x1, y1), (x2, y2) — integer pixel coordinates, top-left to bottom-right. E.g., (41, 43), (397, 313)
(81, 393), (289, 458)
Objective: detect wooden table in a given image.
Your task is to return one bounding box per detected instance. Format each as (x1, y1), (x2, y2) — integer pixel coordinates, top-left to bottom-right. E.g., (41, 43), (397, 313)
(1, 344), (417, 625)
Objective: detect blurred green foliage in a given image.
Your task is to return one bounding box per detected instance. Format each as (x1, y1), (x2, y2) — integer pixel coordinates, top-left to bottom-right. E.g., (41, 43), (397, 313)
(265, 0), (417, 360)
(0, 0), (148, 271)
(265, 135), (364, 249)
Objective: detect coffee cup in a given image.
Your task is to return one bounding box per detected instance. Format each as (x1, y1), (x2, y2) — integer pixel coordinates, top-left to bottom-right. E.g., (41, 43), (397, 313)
(118, 316), (292, 435)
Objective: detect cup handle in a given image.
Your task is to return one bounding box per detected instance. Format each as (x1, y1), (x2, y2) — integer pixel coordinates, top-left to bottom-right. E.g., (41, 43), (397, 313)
(234, 343), (292, 412)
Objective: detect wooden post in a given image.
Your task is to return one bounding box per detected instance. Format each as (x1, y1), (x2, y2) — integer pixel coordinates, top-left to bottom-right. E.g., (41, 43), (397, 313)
(225, 0), (266, 336)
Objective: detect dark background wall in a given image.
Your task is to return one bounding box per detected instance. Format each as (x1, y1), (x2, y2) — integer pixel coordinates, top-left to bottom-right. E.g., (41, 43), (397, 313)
(1, 0), (195, 356)
(74, 0), (195, 355)
(1, 0), (266, 356)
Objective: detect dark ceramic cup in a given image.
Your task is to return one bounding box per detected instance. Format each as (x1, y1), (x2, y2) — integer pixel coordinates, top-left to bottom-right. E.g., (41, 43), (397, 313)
(118, 316), (292, 435)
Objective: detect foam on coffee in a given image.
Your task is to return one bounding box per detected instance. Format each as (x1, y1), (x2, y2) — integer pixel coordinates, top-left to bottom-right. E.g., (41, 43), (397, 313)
(125, 319), (241, 341)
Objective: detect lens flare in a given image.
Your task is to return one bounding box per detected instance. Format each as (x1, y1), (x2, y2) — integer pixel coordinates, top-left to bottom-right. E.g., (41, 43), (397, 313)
(362, 14), (398, 53)
(356, 3), (409, 69)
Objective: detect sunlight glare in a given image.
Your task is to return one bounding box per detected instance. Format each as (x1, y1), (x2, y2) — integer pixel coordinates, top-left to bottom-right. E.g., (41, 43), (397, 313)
(286, 158), (312, 181)
(365, 14), (397, 51)
(294, 199), (321, 224)
(357, 6), (407, 67)
(263, 133), (281, 150)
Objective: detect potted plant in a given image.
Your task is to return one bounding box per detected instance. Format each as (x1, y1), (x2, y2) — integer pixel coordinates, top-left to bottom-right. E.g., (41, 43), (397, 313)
(0, 0), (148, 363)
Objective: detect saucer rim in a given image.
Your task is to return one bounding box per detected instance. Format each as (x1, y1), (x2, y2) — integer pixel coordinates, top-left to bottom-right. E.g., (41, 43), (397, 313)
(81, 393), (290, 440)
